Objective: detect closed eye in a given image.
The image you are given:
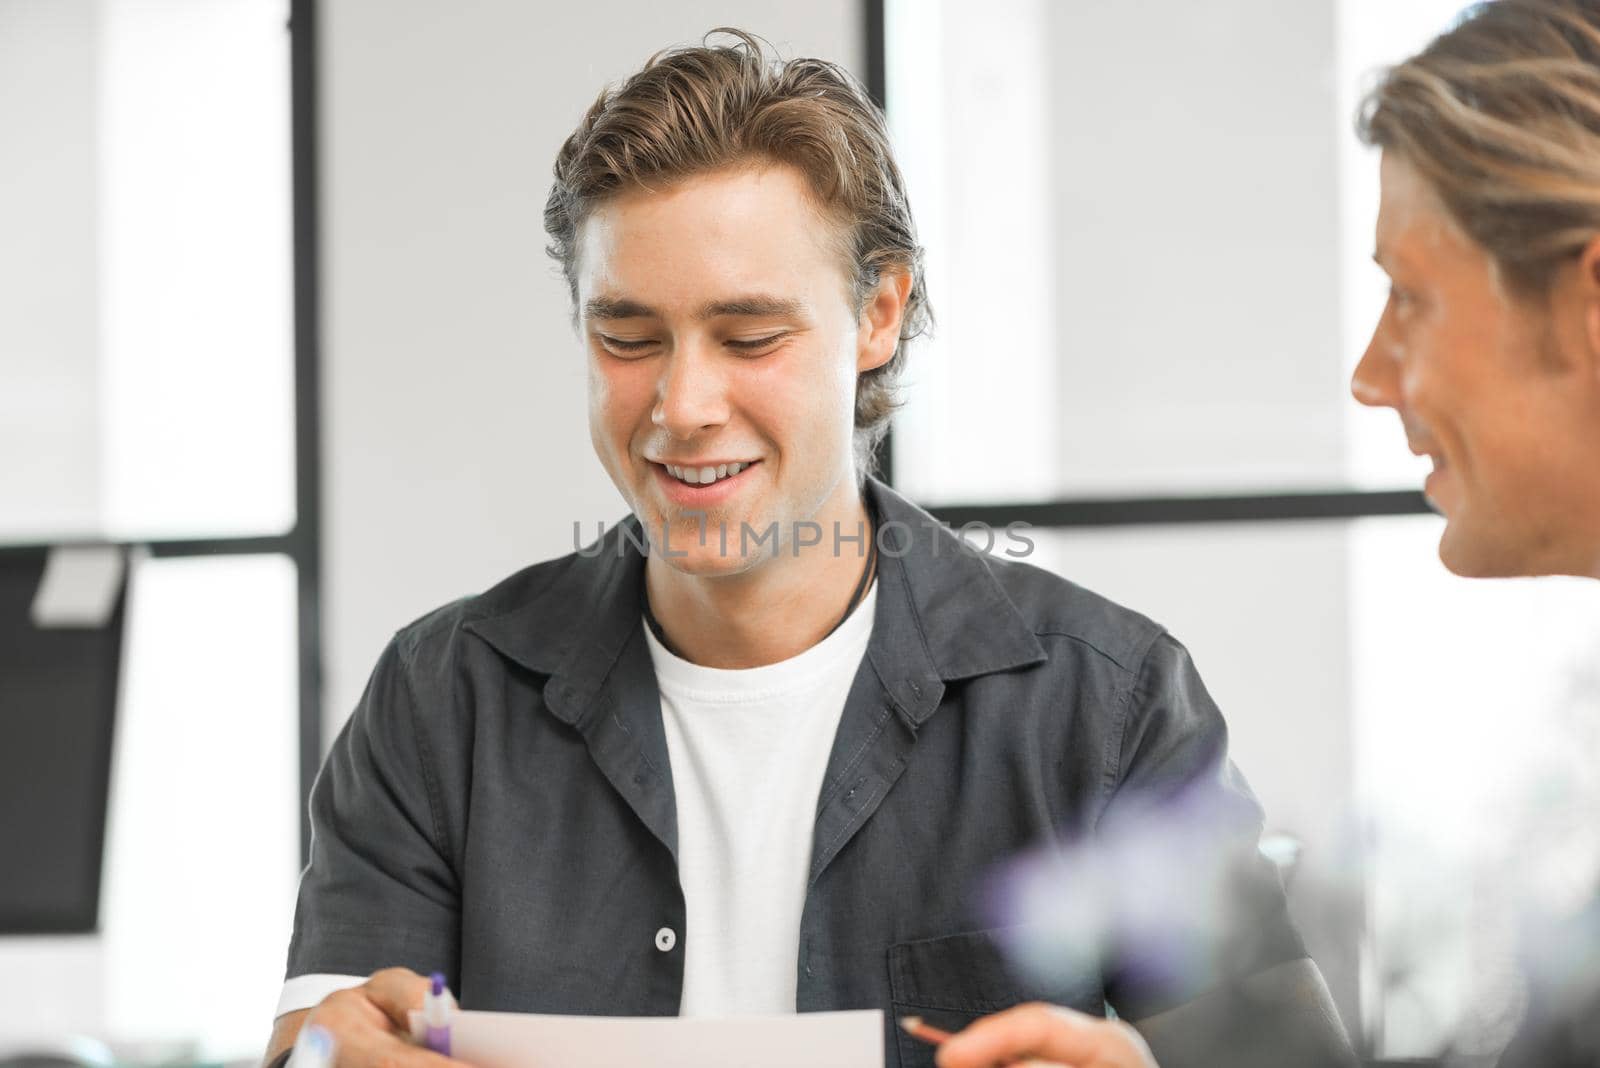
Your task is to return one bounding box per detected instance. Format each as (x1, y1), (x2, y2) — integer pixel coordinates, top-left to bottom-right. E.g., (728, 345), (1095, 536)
(598, 335), (658, 357)
(727, 333), (788, 354)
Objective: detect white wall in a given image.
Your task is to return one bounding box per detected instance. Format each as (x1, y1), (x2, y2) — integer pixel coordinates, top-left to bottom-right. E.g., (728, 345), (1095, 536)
(1045, 1), (1346, 494)
(319, 0), (862, 743)
(891, 0), (1349, 504)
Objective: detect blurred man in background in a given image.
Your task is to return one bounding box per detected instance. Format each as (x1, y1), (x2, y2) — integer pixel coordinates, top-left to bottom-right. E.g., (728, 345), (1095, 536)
(1350, 2), (1600, 584)
(1354, 3), (1600, 1064)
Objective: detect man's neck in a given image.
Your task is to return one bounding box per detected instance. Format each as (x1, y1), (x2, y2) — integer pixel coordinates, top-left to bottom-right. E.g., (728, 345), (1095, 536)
(644, 485), (875, 670)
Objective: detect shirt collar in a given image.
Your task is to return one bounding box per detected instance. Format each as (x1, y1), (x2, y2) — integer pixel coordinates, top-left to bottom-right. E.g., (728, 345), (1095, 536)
(462, 477), (1047, 725)
(865, 477), (1046, 680)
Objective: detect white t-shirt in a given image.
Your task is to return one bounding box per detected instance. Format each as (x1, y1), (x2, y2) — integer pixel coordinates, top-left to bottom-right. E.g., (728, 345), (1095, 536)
(274, 584), (875, 1020)
(646, 581), (876, 1016)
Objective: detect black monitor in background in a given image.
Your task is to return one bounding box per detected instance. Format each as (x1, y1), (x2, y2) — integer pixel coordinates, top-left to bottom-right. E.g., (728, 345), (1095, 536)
(0, 547), (125, 934)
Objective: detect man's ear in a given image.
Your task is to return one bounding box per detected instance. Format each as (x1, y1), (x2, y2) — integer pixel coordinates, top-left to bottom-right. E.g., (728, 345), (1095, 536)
(857, 269), (914, 374)
(1578, 234), (1600, 385)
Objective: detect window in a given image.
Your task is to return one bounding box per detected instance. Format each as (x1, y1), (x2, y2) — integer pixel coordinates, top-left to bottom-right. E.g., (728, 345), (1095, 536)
(0, 1), (315, 1056)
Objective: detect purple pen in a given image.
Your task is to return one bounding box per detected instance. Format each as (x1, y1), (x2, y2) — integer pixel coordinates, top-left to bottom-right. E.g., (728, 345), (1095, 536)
(423, 972), (452, 1055)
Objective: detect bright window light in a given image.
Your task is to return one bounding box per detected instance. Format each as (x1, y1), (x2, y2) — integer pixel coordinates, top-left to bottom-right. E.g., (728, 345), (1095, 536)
(101, 551), (299, 1058)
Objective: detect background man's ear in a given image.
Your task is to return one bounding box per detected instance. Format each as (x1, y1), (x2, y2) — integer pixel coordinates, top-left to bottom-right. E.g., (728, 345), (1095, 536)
(1581, 235), (1600, 383)
(857, 270), (913, 374)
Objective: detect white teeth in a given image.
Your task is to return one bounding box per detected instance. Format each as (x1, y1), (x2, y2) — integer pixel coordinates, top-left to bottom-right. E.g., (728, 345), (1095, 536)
(662, 461), (752, 485)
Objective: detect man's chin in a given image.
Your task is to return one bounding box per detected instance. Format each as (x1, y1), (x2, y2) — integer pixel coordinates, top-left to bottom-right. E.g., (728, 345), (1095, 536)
(653, 547), (761, 577)
(1438, 534), (1497, 578)
(1437, 512), (1543, 579)
(638, 511), (763, 573)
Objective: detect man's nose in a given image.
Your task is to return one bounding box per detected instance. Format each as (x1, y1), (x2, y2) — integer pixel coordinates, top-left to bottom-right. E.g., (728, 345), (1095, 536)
(653, 344), (731, 438)
(1351, 330), (1401, 410)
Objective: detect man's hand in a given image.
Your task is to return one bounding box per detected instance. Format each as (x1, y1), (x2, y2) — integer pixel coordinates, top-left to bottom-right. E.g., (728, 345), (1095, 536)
(264, 968), (470, 1068)
(934, 1003), (1157, 1068)
(933, 960), (1354, 1068)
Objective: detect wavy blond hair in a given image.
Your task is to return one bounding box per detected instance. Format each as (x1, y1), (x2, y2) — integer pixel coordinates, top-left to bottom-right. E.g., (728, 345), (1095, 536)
(1360, 0), (1600, 295)
(545, 29), (931, 476)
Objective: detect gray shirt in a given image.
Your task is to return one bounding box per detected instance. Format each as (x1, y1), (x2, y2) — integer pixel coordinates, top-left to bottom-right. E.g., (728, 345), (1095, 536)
(284, 478), (1305, 1067)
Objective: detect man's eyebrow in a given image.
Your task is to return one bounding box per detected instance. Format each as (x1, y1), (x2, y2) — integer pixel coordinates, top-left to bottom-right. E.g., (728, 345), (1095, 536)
(583, 297), (658, 321)
(581, 295), (805, 322)
(696, 296), (805, 320)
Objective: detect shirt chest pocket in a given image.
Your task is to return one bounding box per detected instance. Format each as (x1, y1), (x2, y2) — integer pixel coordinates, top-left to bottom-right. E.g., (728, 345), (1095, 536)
(887, 928), (1106, 1068)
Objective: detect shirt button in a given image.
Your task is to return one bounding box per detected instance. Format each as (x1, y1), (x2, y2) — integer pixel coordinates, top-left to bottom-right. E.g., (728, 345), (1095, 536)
(655, 926), (677, 952)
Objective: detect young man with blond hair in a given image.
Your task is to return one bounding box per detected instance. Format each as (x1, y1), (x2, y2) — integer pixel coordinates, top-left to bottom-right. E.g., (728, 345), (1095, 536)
(263, 31), (1349, 1068)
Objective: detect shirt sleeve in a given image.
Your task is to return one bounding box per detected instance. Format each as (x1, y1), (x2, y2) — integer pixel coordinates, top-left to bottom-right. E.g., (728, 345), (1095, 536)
(1098, 632), (1306, 1020)
(275, 974), (366, 1018)
(284, 636), (461, 983)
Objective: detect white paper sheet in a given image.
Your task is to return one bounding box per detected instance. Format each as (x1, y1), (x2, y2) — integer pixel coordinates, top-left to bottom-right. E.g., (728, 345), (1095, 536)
(420, 1009), (884, 1068)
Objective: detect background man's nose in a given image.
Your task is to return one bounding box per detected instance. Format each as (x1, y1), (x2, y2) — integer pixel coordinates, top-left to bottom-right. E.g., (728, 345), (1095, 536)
(1351, 336), (1401, 409)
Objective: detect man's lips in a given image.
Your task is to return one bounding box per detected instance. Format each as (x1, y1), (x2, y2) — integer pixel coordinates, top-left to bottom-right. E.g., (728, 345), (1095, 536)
(1420, 451), (1454, 510)
(1414, 447), (1448, 474)
(1413, 443), (1442, 468)
(1404, 430), (1448, 471)
(648, 459), (762, 505)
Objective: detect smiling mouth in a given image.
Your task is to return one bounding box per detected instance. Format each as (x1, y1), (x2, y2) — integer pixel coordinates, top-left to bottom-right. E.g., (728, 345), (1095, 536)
(1422, 454), (1452, 508)
(1406, 437), (1446, 470)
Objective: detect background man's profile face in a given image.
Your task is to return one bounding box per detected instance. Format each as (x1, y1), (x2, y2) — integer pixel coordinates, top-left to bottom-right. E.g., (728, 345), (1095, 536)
(574, 163), (869, 577)
(1352, 151), (1600, 578)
